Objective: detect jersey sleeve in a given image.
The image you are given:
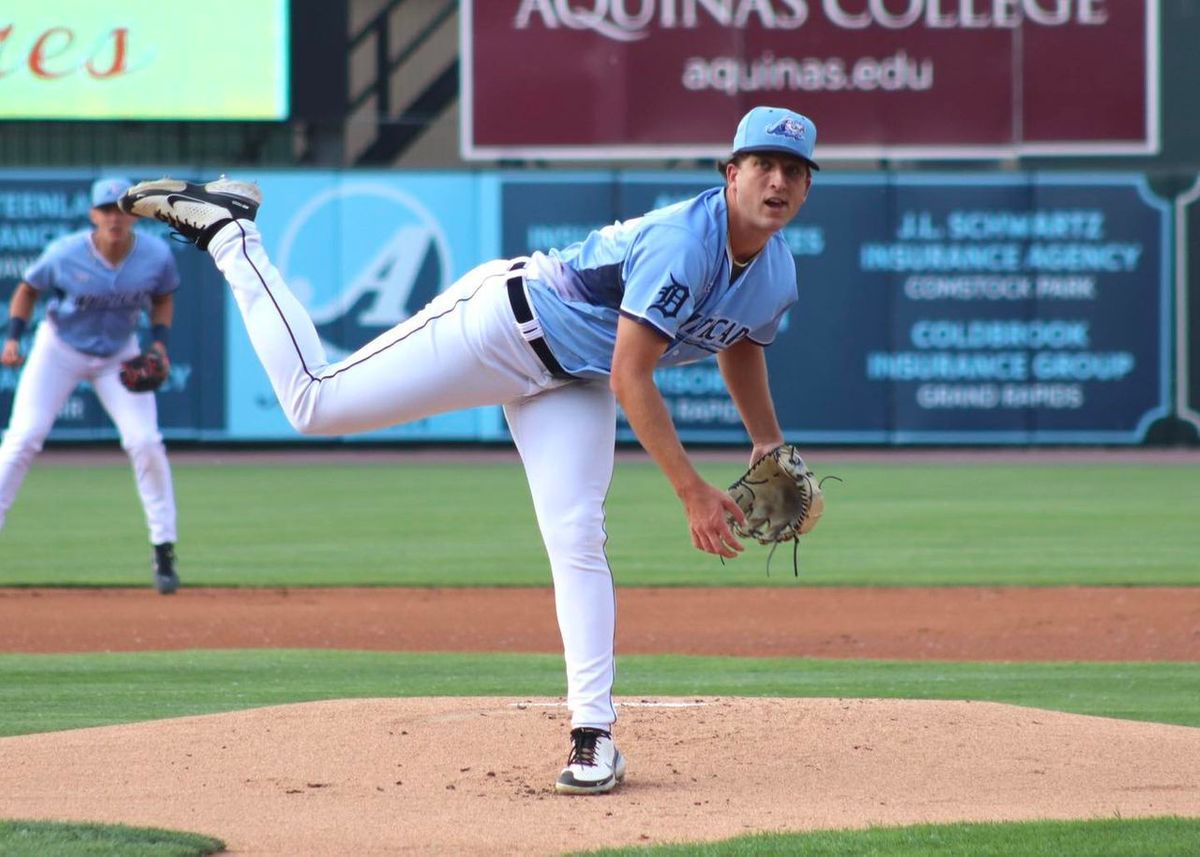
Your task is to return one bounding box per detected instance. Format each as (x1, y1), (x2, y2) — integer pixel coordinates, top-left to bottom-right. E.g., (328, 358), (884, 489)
(21, 245), (57, 292)
(747, 315), (784, 346)
(618, 224), (709, 339)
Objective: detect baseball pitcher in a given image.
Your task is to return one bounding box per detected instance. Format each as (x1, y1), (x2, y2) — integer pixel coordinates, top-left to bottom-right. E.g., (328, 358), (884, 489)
(119, 106), (818, 789)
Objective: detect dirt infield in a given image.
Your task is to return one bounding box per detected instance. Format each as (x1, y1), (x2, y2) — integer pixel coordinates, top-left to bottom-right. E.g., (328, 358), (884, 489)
(1, 585), (1198, 661)
(2, 584), (1199, 855)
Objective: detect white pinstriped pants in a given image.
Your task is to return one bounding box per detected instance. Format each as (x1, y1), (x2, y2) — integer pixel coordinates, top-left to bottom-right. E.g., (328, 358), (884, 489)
(209, 220), (619, 729)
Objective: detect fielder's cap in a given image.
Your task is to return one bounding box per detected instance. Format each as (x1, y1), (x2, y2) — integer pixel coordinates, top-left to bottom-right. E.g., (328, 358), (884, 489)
(91, 177), (132, 208)
(731, 106), (820, 170)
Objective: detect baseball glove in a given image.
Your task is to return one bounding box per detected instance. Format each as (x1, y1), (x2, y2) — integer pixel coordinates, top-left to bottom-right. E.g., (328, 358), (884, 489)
(727, 444), (831, 574)
(119, 350), (168, 393)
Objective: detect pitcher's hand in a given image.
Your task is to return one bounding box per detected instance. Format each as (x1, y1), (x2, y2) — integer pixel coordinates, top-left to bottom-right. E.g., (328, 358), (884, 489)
(679, 481), (745, 559)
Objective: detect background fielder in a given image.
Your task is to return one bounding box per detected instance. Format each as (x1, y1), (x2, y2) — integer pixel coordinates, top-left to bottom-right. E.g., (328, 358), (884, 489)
(0, 178), (183, 595)
(120, 105), (818, 791)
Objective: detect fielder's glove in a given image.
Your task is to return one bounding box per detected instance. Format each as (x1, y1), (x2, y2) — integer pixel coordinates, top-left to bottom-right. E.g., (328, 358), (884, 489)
(119, 349), (169, 393)
(727, 444), (834, 574)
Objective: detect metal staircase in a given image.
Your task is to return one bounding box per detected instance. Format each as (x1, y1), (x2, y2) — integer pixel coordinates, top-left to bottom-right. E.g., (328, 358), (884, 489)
(345, 0), (460, 166)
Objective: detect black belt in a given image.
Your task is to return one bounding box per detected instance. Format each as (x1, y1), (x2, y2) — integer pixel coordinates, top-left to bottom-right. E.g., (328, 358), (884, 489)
(506, 271), (573, 380)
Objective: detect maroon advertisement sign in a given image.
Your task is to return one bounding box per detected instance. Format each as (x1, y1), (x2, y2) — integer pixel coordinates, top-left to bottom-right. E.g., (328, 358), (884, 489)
(461, 1), (1157, 161)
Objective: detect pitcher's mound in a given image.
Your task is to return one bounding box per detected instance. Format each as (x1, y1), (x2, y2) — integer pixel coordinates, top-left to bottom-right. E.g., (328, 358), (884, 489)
(2, 697), (1198, 855)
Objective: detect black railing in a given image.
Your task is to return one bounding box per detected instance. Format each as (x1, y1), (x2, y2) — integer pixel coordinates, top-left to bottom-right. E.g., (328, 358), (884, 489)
(347, 0), (459, 165)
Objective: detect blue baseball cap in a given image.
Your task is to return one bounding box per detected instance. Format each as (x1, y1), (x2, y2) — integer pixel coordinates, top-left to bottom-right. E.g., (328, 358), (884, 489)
(731, 106), (820, 170)
(91, 177), (133, 208)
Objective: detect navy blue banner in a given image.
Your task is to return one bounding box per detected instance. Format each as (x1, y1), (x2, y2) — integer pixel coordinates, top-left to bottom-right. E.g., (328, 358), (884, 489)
(0, 174), (225, 440)
(501, 173), (1172, 444)
(1, 170), (1173, 446)
(804, 175), (1171, 443)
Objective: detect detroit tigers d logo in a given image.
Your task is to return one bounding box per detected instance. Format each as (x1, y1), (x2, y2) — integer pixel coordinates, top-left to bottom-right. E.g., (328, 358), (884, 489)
(649, 277), (689, 319)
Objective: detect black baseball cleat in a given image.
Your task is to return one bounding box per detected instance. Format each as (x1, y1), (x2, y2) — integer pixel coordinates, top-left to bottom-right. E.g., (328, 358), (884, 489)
(119, 177), (262, 251)
(152, 542), (180, 595)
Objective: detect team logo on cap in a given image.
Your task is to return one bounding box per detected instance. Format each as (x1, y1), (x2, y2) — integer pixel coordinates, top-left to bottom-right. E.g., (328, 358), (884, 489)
(766, 117), (808, 142)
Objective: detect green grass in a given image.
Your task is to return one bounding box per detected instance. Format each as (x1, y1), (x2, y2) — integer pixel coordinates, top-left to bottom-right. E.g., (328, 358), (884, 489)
(573, 817), (1200, 856)
(4, 814), (1196, 857)
(0, 650), (1197, 736)
(1, 458), (1197, 587)
(0, 820), (222, 857)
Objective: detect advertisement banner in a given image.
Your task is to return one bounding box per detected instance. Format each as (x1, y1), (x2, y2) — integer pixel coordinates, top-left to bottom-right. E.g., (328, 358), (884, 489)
(500, 172), (1171, 444)
(823, 175), (1172, 443)
(0, 1), (289, 120)
(228, 172), (502, 441)
(0, 173), (225, 440)
(462, 1), (1157, 160)
(1, 169), (1173, 446)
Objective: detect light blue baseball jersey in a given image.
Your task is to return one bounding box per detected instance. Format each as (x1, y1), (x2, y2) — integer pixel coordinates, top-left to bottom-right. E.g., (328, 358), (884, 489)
(525, 186), (798, 380)
(23, 229), (180, 357)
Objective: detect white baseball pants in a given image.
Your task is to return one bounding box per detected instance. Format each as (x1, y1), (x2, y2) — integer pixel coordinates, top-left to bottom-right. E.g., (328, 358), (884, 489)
(209, 221), (619, 729)
(0, 322), (177, 544)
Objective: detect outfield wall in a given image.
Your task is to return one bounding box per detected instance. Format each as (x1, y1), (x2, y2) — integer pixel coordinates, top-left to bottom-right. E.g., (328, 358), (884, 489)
(0, 169), (1193, 446)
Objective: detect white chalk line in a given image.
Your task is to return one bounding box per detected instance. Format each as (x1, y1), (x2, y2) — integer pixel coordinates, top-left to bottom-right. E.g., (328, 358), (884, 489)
(509, 701), (709, 709)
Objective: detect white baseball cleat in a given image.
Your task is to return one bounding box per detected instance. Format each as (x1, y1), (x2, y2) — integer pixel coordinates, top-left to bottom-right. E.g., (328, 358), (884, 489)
(119, 177), (262, 250)
(555, 727), (627, 795)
